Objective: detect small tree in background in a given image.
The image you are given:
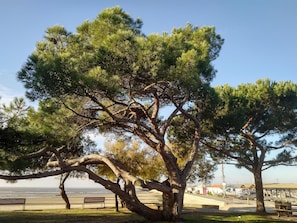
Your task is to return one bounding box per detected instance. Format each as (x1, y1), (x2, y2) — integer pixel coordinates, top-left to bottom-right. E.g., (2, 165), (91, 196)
(99, 138), (165, 181)
(0, 97), (95, 208)
(204, 79), (297, 213)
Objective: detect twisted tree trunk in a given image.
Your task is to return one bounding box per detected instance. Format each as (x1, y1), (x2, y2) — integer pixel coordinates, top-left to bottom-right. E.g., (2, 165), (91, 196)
(59, 172), (71, 209)
(161, 180), (185, 221)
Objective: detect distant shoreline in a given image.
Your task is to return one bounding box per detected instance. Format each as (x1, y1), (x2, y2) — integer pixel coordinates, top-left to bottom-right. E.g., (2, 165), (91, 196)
(0, 187), (111, 199)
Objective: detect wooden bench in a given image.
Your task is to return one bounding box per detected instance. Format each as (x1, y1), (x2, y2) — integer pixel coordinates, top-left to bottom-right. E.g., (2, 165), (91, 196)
(274, 201), (297, 217)
(0, 198), (26, 210)
(83, 197), (105, 209)
(274, 208), (296, 217)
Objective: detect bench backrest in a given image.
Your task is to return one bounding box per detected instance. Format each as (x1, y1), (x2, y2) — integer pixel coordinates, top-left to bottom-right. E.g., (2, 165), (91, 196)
(0, 198), (26, 205)
(84, 197), (105, 203)
(275, 201), (292, 209)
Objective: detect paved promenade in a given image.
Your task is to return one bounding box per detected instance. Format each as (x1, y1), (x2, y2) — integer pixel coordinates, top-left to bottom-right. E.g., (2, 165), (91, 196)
(184, 193), (278, 214)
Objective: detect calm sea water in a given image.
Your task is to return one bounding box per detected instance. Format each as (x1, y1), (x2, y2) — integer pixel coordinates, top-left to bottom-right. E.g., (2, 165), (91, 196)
(0, 187), (111, 198)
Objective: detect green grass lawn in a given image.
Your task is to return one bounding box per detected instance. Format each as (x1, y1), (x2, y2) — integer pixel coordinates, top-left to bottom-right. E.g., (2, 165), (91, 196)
(0, 208), (295, 223)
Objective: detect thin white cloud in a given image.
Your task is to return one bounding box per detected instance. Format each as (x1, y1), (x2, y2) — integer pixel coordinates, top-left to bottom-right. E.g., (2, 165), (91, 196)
(0, 85), (23, 105)
(0, 68), (25, 105)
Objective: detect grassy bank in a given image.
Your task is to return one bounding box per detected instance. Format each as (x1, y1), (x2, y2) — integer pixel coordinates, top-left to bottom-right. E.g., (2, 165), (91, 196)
(0, 208), (294, 223)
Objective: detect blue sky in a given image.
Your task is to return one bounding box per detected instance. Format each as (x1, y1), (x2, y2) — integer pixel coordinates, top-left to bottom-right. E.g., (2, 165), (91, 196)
(1, 0), (297, 186)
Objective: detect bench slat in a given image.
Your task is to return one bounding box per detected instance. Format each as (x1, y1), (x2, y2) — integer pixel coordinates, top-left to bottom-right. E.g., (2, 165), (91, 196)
(84, 197), (105, 203)
(0, 198), (26, 205)
(275, 209), (295, 212)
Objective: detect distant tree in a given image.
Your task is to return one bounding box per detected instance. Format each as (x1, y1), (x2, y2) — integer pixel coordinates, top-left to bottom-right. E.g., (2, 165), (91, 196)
(0, 98), (95, 208)
(0, 98), (40, 171)
(3, 7), (223, 221)
(98, 138), (165, 181)
(0, 97), (29, 128)
(97, 138), (165, 211)
(203, 79), (297, 213)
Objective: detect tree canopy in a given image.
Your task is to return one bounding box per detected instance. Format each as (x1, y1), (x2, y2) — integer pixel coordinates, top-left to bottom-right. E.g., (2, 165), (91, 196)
(10, 6), (224, 221)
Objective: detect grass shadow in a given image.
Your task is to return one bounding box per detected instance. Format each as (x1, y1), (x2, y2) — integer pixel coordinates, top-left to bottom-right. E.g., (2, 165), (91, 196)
(0, 208), (295, 223)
